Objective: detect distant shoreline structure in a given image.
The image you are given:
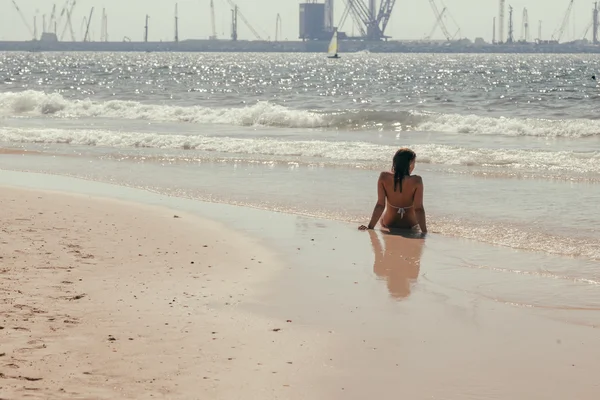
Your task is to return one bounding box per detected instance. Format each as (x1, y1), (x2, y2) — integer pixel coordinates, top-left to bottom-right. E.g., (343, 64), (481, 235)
(2, 39), (600, 54)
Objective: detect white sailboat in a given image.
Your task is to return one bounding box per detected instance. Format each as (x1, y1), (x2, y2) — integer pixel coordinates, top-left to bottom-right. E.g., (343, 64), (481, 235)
(327, 29), (340, 59)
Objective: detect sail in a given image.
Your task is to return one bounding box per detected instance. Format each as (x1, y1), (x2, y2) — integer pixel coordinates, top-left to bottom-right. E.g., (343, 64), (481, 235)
(327, 31), (338, 56)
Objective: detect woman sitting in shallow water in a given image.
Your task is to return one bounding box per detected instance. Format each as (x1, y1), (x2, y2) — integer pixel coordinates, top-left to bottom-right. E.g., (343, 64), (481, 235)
(359, 148), (427, 234)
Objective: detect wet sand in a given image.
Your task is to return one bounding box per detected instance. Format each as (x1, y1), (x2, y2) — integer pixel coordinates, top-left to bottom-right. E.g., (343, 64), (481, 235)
(1, 180), (600, 399)
(0, 148), (41, 155)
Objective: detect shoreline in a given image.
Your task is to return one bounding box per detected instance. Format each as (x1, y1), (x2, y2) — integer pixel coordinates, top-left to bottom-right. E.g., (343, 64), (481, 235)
(1, 149), (599, 263)
(1, 173), (600, 399)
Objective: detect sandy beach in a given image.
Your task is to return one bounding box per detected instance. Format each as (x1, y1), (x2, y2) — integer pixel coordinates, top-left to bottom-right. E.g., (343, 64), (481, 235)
(1, 177), (600, 399)
(0, 186), (323, 399)
(2, 49), (600, 400)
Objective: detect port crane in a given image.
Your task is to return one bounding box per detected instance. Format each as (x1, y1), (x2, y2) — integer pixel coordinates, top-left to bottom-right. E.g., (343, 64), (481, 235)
(552, 0), (574, 42)
(10, 0), (35, 39)
(338, 0), (396, 40)
(65, 8), (76, 41)
(55, 0), (71, 32)
(60, 1), (77, 41)
(424, 7), (447, 40)
(375, 0), (396, 39)
(338, 2), (366, 37)
(581, 21), (593, 40)
(80, 17), (87, 39)
(221, 0), (265, 40)
(428, 0), (461, 41)
(47, 4), (57, 33)
(428, 0), (452, 41)
(83, 7), (94, 42)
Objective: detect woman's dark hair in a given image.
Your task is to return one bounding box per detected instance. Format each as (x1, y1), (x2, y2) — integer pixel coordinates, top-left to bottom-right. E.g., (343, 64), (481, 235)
(392, 148), (416, 192)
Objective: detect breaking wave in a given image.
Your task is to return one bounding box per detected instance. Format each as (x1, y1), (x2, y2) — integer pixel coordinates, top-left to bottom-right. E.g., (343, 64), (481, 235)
(2, 127), (599, 175)
(2, 90), (600, 138)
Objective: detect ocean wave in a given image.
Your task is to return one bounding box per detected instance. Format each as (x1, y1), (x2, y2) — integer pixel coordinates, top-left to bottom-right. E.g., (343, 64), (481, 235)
(0, 90), (326, 128)
(417, 114), (600, 138)
(1, 90), (600, 138)
(2, 127), (599, 175)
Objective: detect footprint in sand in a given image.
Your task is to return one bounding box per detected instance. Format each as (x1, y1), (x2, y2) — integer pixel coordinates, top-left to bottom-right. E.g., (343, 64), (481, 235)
(15, 339), (47, 353)
(13, 304), (47, 315)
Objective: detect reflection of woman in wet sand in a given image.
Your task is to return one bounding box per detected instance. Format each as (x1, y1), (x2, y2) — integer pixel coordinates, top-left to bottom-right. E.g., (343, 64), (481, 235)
(369, 230), (424, 300)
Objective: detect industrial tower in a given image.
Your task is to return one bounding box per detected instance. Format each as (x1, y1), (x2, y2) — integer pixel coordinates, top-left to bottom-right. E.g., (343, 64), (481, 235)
(100, 8), (108, 42)
(594, 2), (599, 44)
(275, 13), (282, 41)
(498, 0), (505, 43)
(521, 8), (529, 42)
(231, 6), (238, 41)
(507, 5), (514, 43)
(174, 4), (179, 43)
(209, 0), (217, 40)
(144, 14), (149, 42)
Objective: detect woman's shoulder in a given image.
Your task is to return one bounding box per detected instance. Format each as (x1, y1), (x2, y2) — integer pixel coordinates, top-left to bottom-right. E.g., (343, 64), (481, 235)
(408, 174), (423, 184)
(378, 172), (423, 184)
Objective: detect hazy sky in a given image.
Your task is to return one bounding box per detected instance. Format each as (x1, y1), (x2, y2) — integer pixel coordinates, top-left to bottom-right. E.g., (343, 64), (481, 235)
(0, 0), (593, 43)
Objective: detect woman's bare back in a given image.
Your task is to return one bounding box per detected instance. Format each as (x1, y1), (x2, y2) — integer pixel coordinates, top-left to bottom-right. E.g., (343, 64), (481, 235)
(378, 172), (423, 229)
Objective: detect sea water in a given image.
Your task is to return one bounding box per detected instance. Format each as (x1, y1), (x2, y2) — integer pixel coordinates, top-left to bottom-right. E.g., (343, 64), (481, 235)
(0, 52), (599, 266)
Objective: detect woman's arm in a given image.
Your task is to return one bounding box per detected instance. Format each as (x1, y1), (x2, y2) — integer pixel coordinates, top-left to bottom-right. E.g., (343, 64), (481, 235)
(412, 176), (427, 234)
(359, 173), (386, 230)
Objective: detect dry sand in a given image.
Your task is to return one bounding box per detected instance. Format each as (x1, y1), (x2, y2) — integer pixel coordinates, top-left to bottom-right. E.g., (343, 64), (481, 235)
(0, 187), (321, 399)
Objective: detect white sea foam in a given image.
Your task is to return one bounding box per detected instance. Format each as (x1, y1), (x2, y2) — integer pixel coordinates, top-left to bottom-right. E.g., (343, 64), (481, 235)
(2, 90), (600, 138)
(431, 219), (600, 262)
(2, 127), (599, 175)
(417, 113), (600, 138)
